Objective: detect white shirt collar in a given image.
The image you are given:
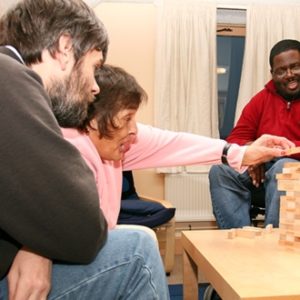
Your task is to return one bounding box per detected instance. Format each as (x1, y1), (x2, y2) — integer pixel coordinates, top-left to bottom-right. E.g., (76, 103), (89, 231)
(5, 45), (25, 64)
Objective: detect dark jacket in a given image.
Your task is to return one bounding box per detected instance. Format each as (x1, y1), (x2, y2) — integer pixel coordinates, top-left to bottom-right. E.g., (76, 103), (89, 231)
(0, 46), (107, 279)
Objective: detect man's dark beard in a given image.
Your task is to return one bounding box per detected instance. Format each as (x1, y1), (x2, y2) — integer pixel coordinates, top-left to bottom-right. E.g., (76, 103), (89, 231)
(275, 81), (300, 101)
(51, 95), (88, 128)
(278, 89), (300, 101)
(48, 67), (93, 128)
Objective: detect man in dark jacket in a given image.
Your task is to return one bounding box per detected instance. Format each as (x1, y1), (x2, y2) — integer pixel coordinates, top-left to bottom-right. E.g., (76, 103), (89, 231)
(0, 0), (169, 299)
(209, 39), (300, 229)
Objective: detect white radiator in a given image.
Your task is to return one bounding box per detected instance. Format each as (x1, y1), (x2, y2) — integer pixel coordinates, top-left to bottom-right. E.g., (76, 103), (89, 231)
(165, 173), (215, 221)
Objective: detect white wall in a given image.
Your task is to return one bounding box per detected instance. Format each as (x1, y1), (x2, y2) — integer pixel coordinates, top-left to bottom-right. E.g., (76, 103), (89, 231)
(0, 0), (15, 16)
(94, 2), (165, 198)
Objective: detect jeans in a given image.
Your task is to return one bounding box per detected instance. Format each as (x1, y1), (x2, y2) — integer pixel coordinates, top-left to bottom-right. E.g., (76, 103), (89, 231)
(209, 158), (298, 229)
(0, 228), (170, 300)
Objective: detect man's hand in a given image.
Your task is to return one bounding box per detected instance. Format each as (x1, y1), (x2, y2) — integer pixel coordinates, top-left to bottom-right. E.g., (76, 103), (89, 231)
(7, 247), (52, 300)
(248, 164), (265, 187)
(242, 134), (294, 166)
(251, 134), (294, 149)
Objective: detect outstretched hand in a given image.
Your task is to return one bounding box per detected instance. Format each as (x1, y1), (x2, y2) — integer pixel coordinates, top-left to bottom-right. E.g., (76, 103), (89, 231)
(242, 134), (294, 166)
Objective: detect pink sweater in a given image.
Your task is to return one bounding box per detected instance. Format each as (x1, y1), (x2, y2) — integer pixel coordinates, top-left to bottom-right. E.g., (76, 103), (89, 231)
(62, 123), (246, 229)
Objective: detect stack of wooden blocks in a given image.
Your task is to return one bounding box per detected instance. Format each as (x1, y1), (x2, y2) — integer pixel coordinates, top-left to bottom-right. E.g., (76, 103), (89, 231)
(277, 162), (300, 251)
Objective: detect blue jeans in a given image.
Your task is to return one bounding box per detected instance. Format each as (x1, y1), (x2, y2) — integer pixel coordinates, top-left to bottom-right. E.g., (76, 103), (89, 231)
(209, 158), (298, 229)
(0, 229), (169, 300)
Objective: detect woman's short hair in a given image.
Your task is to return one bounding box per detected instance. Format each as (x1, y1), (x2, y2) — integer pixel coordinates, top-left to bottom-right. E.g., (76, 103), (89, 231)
(82, 65), (147, 138)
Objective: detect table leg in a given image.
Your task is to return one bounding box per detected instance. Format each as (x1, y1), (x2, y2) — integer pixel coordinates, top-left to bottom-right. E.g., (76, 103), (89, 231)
(183, 249), (198, 300)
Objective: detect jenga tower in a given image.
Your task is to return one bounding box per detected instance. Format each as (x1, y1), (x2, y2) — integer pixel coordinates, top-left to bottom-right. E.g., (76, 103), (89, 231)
(277, 162), (300, 250)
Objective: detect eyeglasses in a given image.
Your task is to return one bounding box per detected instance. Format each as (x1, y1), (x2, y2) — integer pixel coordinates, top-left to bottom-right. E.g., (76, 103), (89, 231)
(273, 63), (300, 78)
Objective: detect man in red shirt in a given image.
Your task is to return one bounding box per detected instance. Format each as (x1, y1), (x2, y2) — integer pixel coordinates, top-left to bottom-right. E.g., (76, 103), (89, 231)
(209, 39), (300, 228)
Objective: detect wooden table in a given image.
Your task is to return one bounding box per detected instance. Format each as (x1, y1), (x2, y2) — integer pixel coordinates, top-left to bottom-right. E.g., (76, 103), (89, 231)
(182, 229), (300, 300)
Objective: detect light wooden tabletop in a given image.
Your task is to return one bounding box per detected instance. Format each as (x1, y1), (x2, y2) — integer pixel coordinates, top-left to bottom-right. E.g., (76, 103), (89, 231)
(182, 229), (300, 300)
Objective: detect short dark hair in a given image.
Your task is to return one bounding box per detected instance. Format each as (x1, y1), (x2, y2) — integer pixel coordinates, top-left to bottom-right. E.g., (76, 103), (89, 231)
(81, 65), (147, 138)
(269, 39), (300, 69)
(0, 0), (109, 65)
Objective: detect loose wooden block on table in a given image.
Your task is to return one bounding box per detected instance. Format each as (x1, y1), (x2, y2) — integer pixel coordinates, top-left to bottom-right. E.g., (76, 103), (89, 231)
(226, 226), (272, 239)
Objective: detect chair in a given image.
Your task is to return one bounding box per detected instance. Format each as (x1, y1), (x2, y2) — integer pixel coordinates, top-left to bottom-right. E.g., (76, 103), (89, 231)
(118, 170), (176, 274)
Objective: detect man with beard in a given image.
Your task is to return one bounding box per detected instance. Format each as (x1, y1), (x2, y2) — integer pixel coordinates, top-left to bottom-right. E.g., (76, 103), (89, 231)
(0, 0), (170, 299)
(209, 39), (300, 229)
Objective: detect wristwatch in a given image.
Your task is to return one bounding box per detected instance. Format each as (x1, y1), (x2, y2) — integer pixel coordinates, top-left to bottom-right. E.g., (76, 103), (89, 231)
(221, 143), (232, 165)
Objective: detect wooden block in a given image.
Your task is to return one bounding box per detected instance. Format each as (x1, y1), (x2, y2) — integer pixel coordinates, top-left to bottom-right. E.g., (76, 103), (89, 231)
(242, 226), (259, 230)
(280, 196), (300, 206)
(278, 180), (300, 192)
(283, 162), (300, 168)
(282, 164), (300, 174)
(286, 147), (300, 156)
(277, 173), (300, 179)
(286, 191), (300, 197)
(279, 239), (294, 247)
(242, 226), (263, 235)
(287, 234), (295, 243)
(236, 228), (257, 239)
(280, 212), (295, 224)
(281, 207), (300, 216)
(279, 223), (292, 230)
(282, 215), (300, 223)
(276, 165), (300, 245)
(282, 167), (300, 174)
(279, 239), (300, 252)
(265, 224), (273, 233)
(280, 218), (295, 225)
(288, 191), (299, 197)
(227, 229), (236, 239)
(279, 223), (300, 233)
(282, 201), (296, 210)
(280, 232), (295, 243)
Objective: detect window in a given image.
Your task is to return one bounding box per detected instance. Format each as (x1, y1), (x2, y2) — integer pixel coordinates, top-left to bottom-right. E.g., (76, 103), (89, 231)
(217, 9), (246, 139)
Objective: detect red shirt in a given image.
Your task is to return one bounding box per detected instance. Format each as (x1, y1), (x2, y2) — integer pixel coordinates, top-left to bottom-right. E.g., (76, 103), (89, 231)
(227, 80), (300, 159)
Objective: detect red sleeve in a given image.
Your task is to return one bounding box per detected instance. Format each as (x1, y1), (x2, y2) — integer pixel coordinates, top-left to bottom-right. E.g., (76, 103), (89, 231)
(226, 94), (263, 145)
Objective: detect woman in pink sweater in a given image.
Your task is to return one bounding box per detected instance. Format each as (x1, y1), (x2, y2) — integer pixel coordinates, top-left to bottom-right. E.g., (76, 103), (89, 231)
(62, 65), (293, 229)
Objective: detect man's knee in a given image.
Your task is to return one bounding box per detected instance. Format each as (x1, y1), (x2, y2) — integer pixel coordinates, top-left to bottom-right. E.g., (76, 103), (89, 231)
(209, 164), (238, 186)
(110, 228), (158, 253)
(115, 225), (158, 247)
(209, 165), (226, 181)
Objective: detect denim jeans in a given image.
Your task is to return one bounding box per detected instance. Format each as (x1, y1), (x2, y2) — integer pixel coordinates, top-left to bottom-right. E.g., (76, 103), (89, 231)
(0, 228), (170, 300)
(209, 158), (298, 229)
